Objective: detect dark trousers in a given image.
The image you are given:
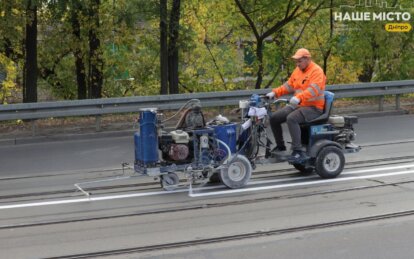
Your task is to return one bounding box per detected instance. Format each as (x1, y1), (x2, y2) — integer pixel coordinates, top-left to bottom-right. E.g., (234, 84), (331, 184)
(269, 105), (322, 151)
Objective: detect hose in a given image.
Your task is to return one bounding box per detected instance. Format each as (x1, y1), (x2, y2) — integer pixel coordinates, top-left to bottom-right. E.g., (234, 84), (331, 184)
(216, 139), (232, 165)
(161, 99), (201, 123)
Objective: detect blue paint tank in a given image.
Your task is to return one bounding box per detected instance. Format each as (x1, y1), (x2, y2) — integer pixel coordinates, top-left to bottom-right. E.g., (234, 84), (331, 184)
(212, 123), (237, 157)
(134, 108), (159, 165)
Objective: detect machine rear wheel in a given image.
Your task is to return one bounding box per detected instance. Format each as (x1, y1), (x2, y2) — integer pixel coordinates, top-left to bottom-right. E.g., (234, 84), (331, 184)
(220, 155), (252, 189)
(161, 172), (180, 191)
(293, 164), (314, 175)
(315, 146), (345, 179)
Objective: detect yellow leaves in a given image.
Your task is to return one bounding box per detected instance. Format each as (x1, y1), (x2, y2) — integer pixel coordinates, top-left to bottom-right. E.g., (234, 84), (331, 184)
(326, 56), (361, 84)
(197, 2), (209, 17)
(0, 54), (17, 104)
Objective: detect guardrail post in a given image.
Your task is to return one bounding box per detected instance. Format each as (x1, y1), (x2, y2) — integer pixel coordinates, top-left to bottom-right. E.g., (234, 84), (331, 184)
(396, 94), (401, 110)
(31, 120), (37, 136)
(379, 96), (384, 111)
(95, 116), (101, 132)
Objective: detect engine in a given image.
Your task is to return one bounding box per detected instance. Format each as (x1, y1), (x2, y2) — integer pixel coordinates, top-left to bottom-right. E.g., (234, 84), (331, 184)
(329, 115), (358, 145)
(159, 104), (209, 164)
(134, 101), (240, 186)
(136, 103), (236, 173)
(159, 130), (192, 163)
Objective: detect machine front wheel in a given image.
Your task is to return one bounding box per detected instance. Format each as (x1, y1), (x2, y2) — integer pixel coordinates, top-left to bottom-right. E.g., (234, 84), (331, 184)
(315, 146), (345, 179)
(161, 172), (180, 191)
(220, 155), (252, 189)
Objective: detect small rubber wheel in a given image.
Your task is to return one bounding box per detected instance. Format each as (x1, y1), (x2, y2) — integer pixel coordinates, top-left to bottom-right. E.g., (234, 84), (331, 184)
(293, 164), (314, 175)
(219, 155), (252, 189)
(160, 172), (180, 191)
(315, 146), (345, 179)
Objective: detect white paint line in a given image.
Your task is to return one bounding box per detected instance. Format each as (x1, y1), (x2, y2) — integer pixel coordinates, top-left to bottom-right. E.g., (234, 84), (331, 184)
(0, 189), (183, 210)
(189, 169), (414, 197)
(1, 163), (414, 210)
(0, 183), (231, 210)
(360, 139), (414, 147)
(345, 163), (414, 175)
(249, 162), (414, 186)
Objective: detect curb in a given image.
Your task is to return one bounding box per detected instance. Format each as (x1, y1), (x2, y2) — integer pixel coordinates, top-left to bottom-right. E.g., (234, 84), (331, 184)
(348, 109), (409, 118)
(0, 129), (135, 146)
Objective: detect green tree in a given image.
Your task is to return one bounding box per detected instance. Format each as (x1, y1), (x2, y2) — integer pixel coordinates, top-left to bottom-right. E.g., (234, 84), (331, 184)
(335, 0), (414, 82)
(180, 0), (244, 92)
(0, 1), (23, 62)
(234, 0), (325, 89)
(87, 0), (103, 98)
(38, 0), (108, 99)
(70, 0), (87, 99)
(1, 0), (412, 103)
(23, 0), (38, 103)
(0, 54), (17, 104)
(160, 0), (168, 94)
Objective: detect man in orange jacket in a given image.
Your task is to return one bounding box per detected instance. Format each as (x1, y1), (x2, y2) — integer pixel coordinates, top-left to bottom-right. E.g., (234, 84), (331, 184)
(266, 48), (326, 161)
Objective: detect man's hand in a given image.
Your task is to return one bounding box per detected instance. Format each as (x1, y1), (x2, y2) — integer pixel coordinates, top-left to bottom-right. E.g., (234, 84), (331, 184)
(266, 92), (275, 99)
(289, 96), (300, 106)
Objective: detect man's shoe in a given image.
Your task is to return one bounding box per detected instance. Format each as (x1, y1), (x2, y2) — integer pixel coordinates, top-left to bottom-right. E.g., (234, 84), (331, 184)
(288, 150), (307, 163)
(270, 145), (287, 153)
(269, 145), (287, 159)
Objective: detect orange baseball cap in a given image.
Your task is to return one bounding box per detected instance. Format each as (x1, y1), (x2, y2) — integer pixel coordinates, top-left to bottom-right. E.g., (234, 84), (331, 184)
(292, 48), (311, 59)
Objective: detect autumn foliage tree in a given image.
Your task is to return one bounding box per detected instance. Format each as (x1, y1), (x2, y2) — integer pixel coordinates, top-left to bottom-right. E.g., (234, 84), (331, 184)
(0, 0), (412, 103)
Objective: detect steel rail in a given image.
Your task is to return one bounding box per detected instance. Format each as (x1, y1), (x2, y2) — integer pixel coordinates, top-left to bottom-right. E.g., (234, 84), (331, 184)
(2, 155), (414, 231)
(43, 208), (414, 259)
(2, 178), (414, 232)
(1, 155), (414, 203)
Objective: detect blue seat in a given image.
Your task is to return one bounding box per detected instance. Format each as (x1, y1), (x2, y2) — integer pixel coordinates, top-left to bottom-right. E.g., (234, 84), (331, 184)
(304, 91), (334, 125)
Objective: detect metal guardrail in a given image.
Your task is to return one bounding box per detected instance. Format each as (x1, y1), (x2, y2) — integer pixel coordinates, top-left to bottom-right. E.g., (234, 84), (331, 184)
(0, 80), (413, 123)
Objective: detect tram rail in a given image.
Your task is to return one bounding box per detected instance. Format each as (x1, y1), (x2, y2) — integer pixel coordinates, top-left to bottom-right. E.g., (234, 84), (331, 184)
(1, 155), (414, 203)
(43, 209), (414, 259)
(1, 163), (414, 230)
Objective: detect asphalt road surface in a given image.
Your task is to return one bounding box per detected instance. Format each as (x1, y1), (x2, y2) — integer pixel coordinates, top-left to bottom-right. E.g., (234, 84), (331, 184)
(1, 114), (414, 258)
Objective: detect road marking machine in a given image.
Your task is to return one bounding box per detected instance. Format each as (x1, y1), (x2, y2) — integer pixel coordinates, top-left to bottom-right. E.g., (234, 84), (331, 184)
(75, 92), (360, 195)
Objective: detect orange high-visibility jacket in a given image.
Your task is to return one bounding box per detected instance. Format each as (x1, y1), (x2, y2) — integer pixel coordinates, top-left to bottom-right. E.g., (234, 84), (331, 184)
(272, 61), (326, 111)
